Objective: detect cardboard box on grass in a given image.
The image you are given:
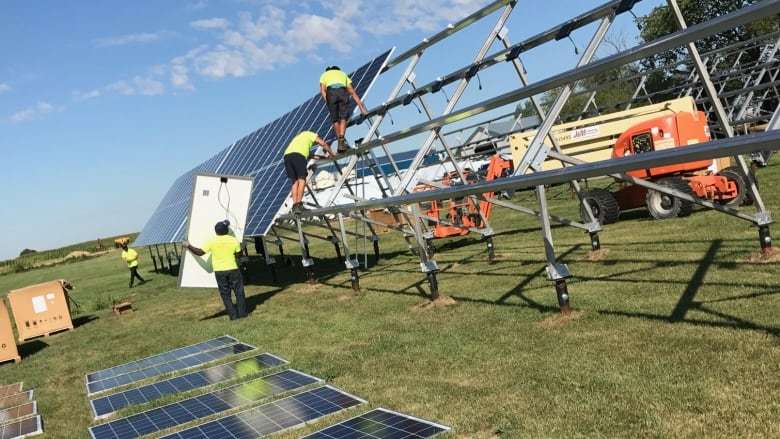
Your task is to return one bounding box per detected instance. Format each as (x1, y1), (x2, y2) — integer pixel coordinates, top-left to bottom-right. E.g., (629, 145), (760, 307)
(0, 299), (20, 364)
(7, 280), (74, 342)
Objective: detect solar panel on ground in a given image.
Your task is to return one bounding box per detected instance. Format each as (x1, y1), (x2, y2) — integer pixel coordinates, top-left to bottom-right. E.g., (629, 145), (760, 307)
(0, 415), (41, 439)
(0, 402), (36, 425)
(0, 385), (22, 400)
(88, 369), (322, 439)
(86, 336), (238, 384)
(134, 49), (393, 247)
(0, 392), (33, 411)
(87, 343), (255, 396)
(301, 408), (451, 438)
(156, 385), (365, 439)
(90, 353), (288, 419)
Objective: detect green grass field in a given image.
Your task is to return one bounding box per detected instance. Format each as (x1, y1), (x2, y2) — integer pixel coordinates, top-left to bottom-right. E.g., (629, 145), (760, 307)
(1, 164), (780, 438)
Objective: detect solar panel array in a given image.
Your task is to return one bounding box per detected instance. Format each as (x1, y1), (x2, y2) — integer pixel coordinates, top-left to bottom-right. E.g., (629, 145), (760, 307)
(90, 353), (287, 419)
(87, 336), (238, 384)
(0, 416), (42, 439)
(87, 343), (255, 395)
(302, 408), (451, 438)
(89, 369), (321, 439)
(0, 402), (36, 425)
(157, 385), (364, 439)
(0, 384), (22, 399)
(0, 392), (32, 411)
(134, 49), (393, 247)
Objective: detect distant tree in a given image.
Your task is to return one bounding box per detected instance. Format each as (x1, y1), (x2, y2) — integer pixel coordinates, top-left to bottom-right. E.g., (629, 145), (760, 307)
(19, 248), (37, 257)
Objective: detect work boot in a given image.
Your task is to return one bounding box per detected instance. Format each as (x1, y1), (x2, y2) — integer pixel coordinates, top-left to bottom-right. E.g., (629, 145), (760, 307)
(337, 137), (349, 153)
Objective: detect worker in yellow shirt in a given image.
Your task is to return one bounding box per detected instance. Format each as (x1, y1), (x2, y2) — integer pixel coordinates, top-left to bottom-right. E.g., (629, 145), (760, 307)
(284, 130), (335, 213)
(120, 243), (146, 288)
(183, 220), (247, 320)
(319, 66), (368, 153)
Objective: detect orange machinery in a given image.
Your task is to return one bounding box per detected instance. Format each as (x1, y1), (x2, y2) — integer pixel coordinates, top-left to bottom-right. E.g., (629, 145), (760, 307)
(7, 280), (74, 342)
(417, 154), (513, 239)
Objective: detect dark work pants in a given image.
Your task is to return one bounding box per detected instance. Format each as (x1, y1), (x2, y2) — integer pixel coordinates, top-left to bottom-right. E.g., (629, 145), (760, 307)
(129, 266), (145, 287)
(214, 269), (247, 319)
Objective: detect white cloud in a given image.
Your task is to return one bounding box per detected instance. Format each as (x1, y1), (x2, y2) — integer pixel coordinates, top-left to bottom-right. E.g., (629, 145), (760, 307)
(94, 31), (173, 48)
(106, 76), (165, 96)
(73, 89), (101, 101)
(0, 83), (10, 94)
(190, 18), (230, 30)
(187, 0), (208, 10)
(9, 102), (56, 124)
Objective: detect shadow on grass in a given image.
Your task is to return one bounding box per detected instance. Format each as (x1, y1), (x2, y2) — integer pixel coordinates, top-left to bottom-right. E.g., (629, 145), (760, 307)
(73, 314), (99, 329)
(18, 340), (48, 359)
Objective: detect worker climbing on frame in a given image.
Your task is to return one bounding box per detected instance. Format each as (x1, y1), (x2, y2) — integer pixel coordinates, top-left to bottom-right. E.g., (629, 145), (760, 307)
(120, 242), (146, 288)
(182, 220), (247, 320)
(284, 130), (335, 213)
(319, 65), (368, 153)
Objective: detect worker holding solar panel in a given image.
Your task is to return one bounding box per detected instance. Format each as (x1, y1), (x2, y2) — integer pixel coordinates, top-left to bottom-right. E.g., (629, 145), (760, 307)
(319, 65), (368, 153)
(284, 130), (335, 213)
(120, 242), (146, 288)
(182, 220), (247, 320)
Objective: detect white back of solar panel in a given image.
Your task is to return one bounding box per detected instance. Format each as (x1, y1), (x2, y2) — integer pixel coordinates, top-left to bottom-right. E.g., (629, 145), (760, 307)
(179, 173), (254, 288)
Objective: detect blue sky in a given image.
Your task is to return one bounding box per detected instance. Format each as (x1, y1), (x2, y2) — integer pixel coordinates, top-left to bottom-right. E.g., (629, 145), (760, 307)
(0, 0), (664, 260)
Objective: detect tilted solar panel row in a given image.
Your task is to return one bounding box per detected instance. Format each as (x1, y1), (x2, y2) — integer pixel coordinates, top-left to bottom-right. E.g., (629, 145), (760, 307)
(90, 353), (287, 419)
(302, 408), (450, 438)
(89, 369), (322, 439)
(134, 49), (393, 247)
(86, 336), (238, 383)
(87, 343), (255, 395)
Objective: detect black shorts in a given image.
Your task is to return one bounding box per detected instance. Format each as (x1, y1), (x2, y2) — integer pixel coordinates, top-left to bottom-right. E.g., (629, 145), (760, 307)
(284, 153), (307, 180)
(326, 87), (350, 123)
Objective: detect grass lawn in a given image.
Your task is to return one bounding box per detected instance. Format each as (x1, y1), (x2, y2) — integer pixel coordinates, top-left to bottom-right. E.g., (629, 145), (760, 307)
(1, 163), (780, 438)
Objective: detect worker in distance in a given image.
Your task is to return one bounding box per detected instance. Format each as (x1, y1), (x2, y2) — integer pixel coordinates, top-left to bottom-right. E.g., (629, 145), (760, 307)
(182, 220), (248, 320)
(120, 242), (147, 288)
(284, 130), (336, 213)
(319, 65), (368, 153)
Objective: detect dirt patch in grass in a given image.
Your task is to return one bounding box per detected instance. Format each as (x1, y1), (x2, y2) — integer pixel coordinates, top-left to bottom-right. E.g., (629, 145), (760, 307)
(537, 310), (585, 328)
(411, 294), (458, 311)
(744, 247), (780, 263)
(587, 248), (611, 261)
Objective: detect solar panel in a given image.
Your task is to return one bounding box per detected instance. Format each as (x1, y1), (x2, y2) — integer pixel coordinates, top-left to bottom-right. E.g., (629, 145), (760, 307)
(156, 385), (365, 439)
(134, 49), (394, 247)
(87, 336), (239, 384)
(87, 343), (255, 396)
(90, 353), (288, 419)
(301, 408), (451, 438)
(0, 415), (41, 439)
(88, 369), (322, 439)
(0, 384), (22, 399)
(0, 392), (33, 411)
(0, 402), (36, 425)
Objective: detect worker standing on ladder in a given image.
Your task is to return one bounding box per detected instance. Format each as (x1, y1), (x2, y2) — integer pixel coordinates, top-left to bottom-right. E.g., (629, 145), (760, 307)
(284, 130), (335, 213)
(182, 220), (247, 320)
(120, 242), (146, 288)
(319, 66), (368, 153)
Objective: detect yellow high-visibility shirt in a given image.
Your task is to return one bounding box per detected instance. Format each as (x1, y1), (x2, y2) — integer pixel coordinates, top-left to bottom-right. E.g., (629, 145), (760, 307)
(202, 235), (241, 272)
(284, 131), (318, 159)
(320, 70), (352, 88)
(121, 248), (139, 268)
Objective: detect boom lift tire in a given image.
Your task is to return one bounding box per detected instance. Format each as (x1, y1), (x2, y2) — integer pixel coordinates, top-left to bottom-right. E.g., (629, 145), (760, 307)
(645, 177), (695, 220)
(716, 166), (748, 207)
(580, 189), (620, 225)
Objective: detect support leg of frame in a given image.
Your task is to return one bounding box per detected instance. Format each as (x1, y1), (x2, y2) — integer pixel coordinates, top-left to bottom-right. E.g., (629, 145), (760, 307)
(330, 236), (342, 259)
(554, 279), (572, 315)
(485, 235), (496, 263)
(589, 231), (601, 251)
(372, 235), (380, 264)
(759, 224), (773, 255)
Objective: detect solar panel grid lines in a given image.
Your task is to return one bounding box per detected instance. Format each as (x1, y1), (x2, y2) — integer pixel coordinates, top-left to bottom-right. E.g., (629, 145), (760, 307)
(155, 385), (366, 439)
(0, 392), (33, 411)
(133, 49), (393, 246)
(90, 353), (289, 419)
(88, 369), (324, 439)
(300, 408), (451, 439)
(86, 336), (239, 384)
(0, 385), (22, 400)
(0, 402), (37, 426)
(0, 415), (42, 439)
(87, 342), (256, 396)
